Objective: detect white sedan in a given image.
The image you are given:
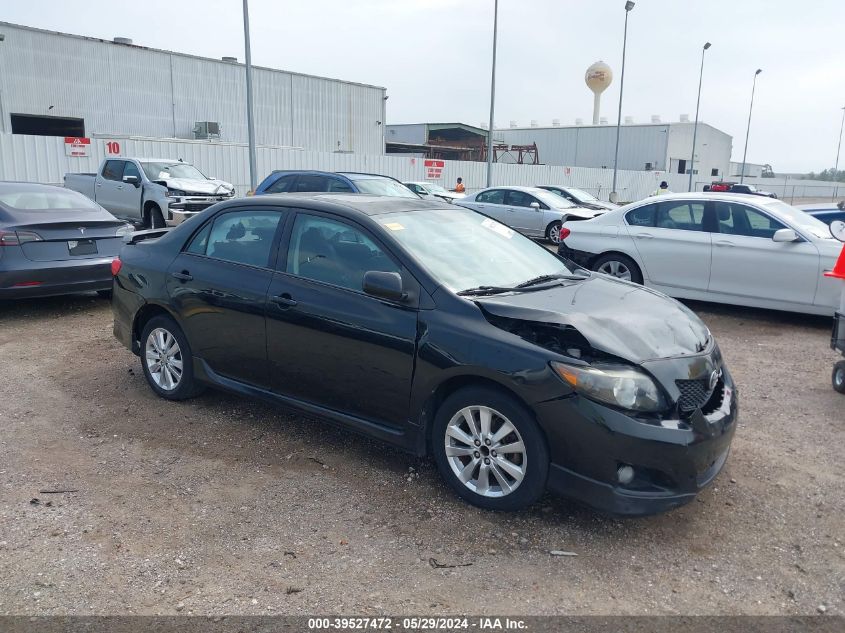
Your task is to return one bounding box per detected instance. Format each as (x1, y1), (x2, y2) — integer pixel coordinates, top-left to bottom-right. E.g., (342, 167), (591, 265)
(558, 192), (842, 316)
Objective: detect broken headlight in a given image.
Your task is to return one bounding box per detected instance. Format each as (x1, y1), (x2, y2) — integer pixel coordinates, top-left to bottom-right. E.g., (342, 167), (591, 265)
(551, 362), (666, 412)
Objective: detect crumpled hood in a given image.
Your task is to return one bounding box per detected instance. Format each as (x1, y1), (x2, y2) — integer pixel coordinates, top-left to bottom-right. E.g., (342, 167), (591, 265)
(475, 275), (710, 363)
(155, 177), (234, 195)
(557, 206), (606, 219)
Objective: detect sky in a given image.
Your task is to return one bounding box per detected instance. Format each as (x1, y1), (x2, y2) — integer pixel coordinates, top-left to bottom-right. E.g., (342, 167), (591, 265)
(3, 0), (843, 173)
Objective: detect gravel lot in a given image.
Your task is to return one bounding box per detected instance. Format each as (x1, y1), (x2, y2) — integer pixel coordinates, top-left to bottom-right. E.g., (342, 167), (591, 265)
(0, 294), (842, 616)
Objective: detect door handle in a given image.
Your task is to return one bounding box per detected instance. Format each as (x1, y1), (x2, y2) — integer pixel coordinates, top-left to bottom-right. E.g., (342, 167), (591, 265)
(271, 293), (298, 308)
(714, 240), (735, 247)
(117, 185), (124, 190)
(634, 233), (654, 239)
(95, 183), (102, 188)
(170, 271), (193, 281)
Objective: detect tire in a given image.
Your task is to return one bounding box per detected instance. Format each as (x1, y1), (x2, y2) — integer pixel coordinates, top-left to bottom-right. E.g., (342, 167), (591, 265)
(545, 220), (563, 245)
(833, 361), (845, 394)
(432, 386), (549, 511)
(592, 253), (643, 284)
(147, 205), (166, 229)
(139, 315), (204, 401)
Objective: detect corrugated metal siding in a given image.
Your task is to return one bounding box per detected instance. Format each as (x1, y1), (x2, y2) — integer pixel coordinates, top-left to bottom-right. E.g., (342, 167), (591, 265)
(0, 22), (384, 154)
(1, 134), (840, 202)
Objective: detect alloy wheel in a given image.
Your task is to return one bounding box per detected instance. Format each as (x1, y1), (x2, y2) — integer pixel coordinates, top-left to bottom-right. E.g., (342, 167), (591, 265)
(548, 224), (562, 244)
(444, 406), (526, 498)
(597, 260), (632, 281)
(145, 328), (183, 391)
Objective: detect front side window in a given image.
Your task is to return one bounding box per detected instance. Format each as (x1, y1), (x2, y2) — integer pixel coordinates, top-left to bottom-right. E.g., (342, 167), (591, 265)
(286, 214), (399, 292)
(327, 178), (355, 193)
(715, 202), (786, 238)
(505, 190), (537, 208)
(293, 175), (330, 193)
(626, 204), (656, 227)
(102, 160), (125, 181)
(656, 201), (705, 231)
(123, 162), (141, 180)
(377, 207), (574, 293)
(476, 189), (505, 204)
(195, 211), (282, 267)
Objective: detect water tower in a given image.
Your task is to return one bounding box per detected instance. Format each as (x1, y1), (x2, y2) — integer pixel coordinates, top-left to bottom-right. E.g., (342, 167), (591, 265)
(585, 61), (613, 125)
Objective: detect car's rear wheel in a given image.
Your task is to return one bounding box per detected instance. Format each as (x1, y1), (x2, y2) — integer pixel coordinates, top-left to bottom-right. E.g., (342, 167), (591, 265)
(546, 220), (563, 245)
(833, 361), (845, 394)
(140, 315), (204, 400)
(432, 386), (548, 511)
(592, 253), (643, 284)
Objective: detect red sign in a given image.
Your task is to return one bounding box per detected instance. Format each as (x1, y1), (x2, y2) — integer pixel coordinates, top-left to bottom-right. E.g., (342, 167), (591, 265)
(104, 140), (123, 157)
(64, 136), (90, 157)
(424, 159), (445, 180)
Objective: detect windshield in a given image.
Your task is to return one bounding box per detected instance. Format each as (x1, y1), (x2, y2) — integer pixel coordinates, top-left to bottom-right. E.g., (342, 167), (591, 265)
(378, 207), (574, 292)
(0, 188), (102, 212)
(566, 187), (600, 202)
(426, 183), (450, 194)
(760, 199), (835, 240)
(141, 162), (207, 181)
(350, 177), (419, 198)
(534, 189), (575, 208)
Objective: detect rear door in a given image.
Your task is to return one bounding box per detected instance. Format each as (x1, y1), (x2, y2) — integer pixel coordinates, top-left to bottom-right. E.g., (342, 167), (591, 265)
(166, 208), (286, 387)
(625, 200), (712, 291)
(708, 201), (818, 305)
(96, 160), (126, 215)
(504, 189), (544, 235)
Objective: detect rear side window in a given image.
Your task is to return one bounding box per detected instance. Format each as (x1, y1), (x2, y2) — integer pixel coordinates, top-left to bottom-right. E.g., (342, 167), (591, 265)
(626, 204), (656, 227)
(102, 160), (125, 181)
(656, 201), (705, 231)
(197, 211), (283, 268)
(265, 174), (297, 194)
(476, 189), (505, 204)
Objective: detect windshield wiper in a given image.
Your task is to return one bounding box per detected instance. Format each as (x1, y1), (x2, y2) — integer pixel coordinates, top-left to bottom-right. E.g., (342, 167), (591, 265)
(515, 273), (586, 288)
(456, 286), (515, 296)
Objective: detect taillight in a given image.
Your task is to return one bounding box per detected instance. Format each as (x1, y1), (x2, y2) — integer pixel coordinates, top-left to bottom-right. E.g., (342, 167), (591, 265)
(560, 227), (571, 240)
(111, 257), (122, 276)
(0, 230), (43, 246)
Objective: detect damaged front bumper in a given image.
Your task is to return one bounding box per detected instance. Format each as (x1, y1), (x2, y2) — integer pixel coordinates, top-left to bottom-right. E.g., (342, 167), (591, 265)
(536, 364), (738, 516)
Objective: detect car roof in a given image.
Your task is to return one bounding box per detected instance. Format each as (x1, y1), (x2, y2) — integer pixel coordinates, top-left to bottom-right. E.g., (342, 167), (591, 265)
(229, 192), (451, 216)
(476, 185), (549, 194)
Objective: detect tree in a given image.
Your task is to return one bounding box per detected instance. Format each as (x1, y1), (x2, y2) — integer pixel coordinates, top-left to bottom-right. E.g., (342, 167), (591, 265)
(805, 168), (845, 182)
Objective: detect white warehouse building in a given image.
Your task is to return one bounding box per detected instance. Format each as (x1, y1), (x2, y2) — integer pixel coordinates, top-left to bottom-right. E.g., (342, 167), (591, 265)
(496, 121), (732, 182)
(0, 22), (386, 155)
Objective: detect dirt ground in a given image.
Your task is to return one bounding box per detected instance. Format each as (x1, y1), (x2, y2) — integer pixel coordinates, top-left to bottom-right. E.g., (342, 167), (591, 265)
(0, 294), (842, 616)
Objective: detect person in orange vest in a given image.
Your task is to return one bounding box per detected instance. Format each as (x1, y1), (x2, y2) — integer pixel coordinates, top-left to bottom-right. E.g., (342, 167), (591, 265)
(454, 177), (466, 193)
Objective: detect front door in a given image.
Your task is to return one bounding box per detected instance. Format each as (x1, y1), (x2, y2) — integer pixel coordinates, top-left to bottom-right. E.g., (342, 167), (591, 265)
(469, 189), (508, 223)
(626, 200), (713, 291)
(504, 190), (544, 235)
(708, 201), (819, 305)
(265, 211), (418, 427)
(166, 208), (286, 387)
(119, 161), (144, 220)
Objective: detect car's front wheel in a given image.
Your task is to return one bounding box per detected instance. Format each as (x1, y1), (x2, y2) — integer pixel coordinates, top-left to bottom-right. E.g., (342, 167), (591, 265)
(140, 315), (204, 400)
(592, 253), (643, 284)
(833, 361), (845, 394)
(432, 386), (548, 511)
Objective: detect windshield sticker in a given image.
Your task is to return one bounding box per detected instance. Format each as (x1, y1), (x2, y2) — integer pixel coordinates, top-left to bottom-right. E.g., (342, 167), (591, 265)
(481, 218), (514, 238)
(383, 222), (405, 231)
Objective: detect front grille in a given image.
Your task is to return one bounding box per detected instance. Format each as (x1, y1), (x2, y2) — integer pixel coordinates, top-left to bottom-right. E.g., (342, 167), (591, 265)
(183, 203), (214, 212)
(676, 378), (712, 413)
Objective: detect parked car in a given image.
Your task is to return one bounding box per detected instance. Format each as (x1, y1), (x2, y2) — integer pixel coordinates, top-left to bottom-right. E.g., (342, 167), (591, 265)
(537, 185), (617, 211)
(112, 195), (737, 516)
(728, 183), (777, 198)
(252, 170), (420, 199)
(456, 186), (605, 244)
(403, 181), (465, 203)
(558, 192), (841, 316)
(709, 181), (735, 192)
(65, 158), (235, 229)
(798, 201), (845, 226)
(0, 182), (131, 298)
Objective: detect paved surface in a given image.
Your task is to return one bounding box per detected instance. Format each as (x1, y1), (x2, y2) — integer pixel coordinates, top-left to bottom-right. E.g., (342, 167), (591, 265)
(0, 295), (842, 615)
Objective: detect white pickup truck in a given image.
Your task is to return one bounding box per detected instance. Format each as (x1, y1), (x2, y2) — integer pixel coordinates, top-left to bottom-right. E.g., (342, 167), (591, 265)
(65, 158), (235, 228)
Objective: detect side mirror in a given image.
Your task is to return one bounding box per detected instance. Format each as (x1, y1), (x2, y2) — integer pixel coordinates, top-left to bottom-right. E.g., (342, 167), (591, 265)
(830, 220), (845, 243)
(530, 202), (541, 210)
(362, 271), (406, 302)
(772, 228), (799, 243)
(123, 175), (140, 187)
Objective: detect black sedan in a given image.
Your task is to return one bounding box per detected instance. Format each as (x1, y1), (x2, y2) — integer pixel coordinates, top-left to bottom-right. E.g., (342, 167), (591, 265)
(0, 182), (131, 299)
(112, 194), (738, 515)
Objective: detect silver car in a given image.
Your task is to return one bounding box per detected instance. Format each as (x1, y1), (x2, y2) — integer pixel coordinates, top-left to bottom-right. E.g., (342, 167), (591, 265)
(456, 185), (605, 244)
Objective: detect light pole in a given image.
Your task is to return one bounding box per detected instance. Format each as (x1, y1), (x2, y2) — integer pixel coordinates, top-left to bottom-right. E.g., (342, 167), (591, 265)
(688, 42), (711, 192)
(740, 68), (762, 184)
(610, 1), (635, 204)
(485, 0), (499, 188)
(834, 106), (845, 178)
(243, 0), (258, 192)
